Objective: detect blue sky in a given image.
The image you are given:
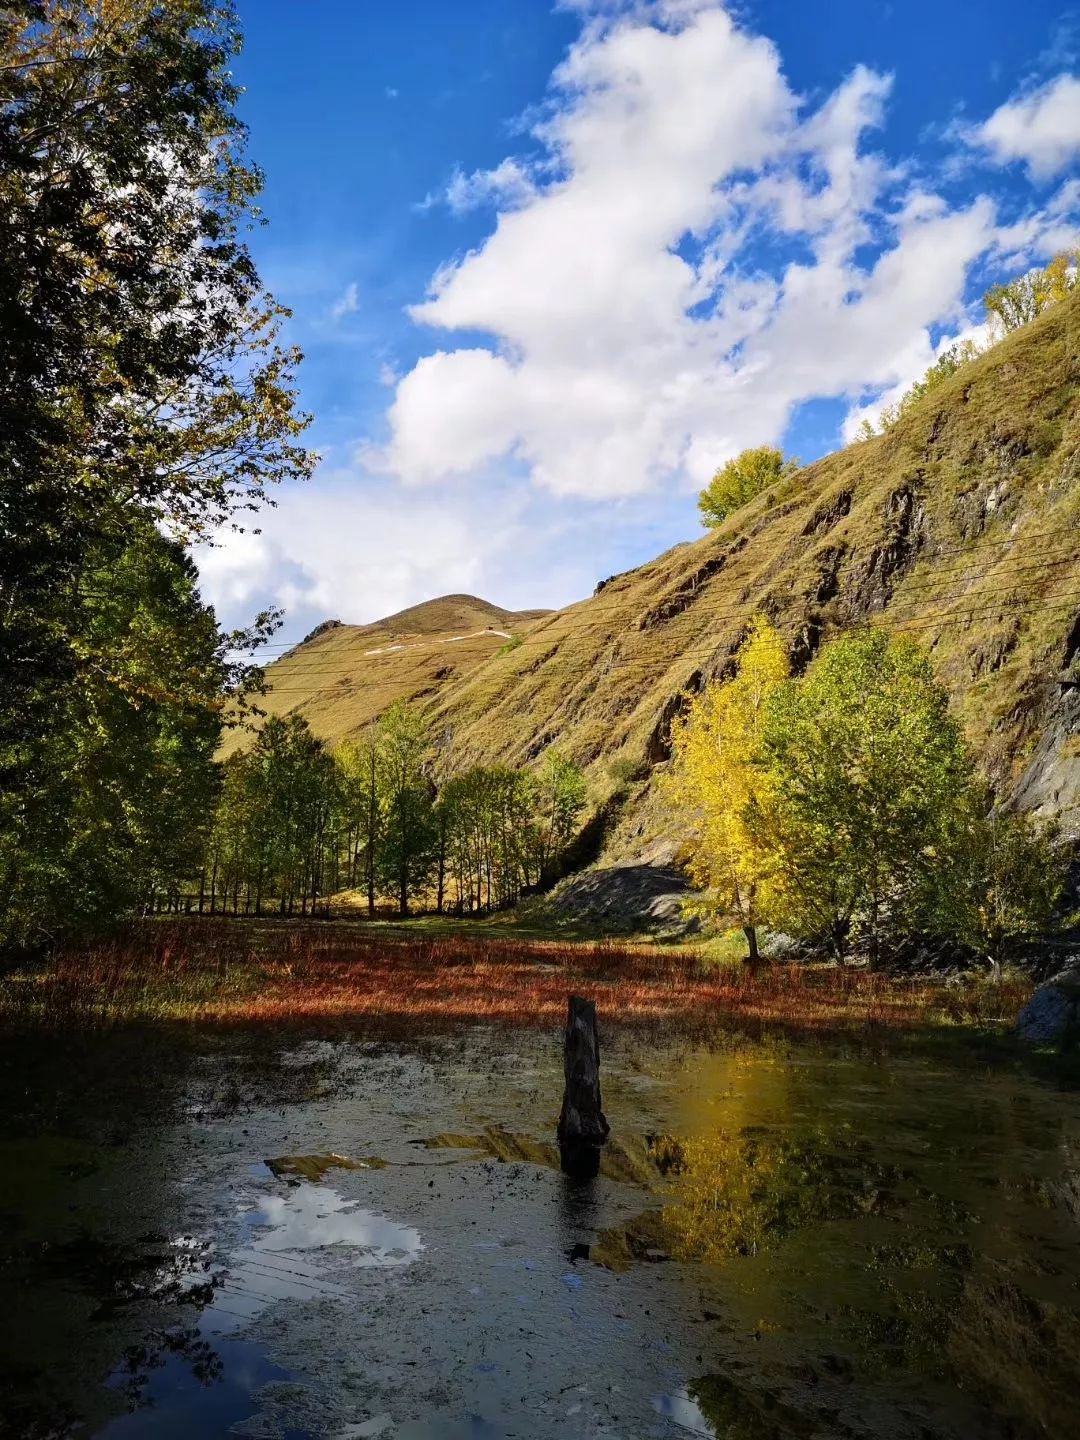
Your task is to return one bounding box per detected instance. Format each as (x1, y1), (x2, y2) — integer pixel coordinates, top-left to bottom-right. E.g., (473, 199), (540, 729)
(199, 0), (1080, 644)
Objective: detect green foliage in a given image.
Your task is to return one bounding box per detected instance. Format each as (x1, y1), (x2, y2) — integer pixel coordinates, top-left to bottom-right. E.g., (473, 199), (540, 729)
(374, 702), (437, 917)
(438, 766), (537, 914)
(199, 712), (587, 920)
(926, 791), (1068, 974)
(206, 714), (341, 917)
(533, 749), (587, 882)
(0, 2), (313, 952)
(336, 730), (383, 916)
(755, 630), (973, 961)
(857, 254), (1078, 442)
(496, 634), (524, 656)
(697, 447), (798, 529)
(0, 519), (265, 944)
(666, 625), (1068, 967)
(607, 756), (641, 790)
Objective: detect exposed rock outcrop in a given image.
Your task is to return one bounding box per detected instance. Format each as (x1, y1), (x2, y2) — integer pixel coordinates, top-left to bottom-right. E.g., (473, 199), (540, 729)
(1015, 959), (1080, 1045)
(1011, 686), (1080, 837)
(549, 847), (693, 935)
(301, 618), (344, 644)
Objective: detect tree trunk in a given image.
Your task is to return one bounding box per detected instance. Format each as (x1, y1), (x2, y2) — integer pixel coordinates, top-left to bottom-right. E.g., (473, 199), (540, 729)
(367, 746), (377, 918)
(831, 916), (850, 964)
(557, 995), (610, 1178)
(743, 924), (761, 969)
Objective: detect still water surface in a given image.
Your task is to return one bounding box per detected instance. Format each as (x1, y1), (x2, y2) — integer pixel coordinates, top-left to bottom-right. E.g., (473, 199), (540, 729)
(1, 1028), (1077, 1438)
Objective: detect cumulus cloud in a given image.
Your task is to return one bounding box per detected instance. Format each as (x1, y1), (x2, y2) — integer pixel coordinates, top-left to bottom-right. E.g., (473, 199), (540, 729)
(196, 472), (528, 630)
(373, 3), (1064, 503)
(203, 2), (1080, 636)
(966, 74), (1080, 180)
(195, 465), (683, 635)
(840, 316), (999, 443)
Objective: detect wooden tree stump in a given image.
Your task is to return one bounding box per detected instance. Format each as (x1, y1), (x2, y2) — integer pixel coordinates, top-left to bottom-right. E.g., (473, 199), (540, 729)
(557, 995), (609, 1178)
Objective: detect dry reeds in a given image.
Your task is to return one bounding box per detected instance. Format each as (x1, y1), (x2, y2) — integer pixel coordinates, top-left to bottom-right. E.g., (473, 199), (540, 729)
(0, 919), (1032, 1039)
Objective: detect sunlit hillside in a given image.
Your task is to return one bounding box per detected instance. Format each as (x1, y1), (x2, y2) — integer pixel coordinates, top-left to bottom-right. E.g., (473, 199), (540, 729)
(220, 594), (551, 758)
(244, 290), (1080, 850)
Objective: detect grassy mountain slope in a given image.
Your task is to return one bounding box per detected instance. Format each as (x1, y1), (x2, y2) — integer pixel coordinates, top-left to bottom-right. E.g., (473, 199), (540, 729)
(220, 595), (549, 758)
(241, 292), (1080, 848)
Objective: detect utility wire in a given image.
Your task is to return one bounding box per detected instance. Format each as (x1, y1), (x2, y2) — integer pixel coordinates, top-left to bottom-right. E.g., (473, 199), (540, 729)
(248, 587), (1080, 702)
(241, 519), (1080, 654)
(243, 542), (1080, 666)
(241, 551), (1080, 689)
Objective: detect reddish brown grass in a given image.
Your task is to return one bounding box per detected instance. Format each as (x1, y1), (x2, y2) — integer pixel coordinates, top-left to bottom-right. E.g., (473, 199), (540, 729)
(0, 919), (1033, 1039)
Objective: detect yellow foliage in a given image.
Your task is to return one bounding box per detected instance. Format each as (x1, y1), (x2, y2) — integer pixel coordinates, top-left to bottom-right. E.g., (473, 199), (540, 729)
(665, 616), (789, 948)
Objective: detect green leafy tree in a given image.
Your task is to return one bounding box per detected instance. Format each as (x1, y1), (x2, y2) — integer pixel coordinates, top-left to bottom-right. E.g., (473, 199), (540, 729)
(251, 715), (340, 916)
(0, 518), (262, 941)
(0, 1), (312, 951)
(665, 616), (789, 966)
(757, 630), (971, 962)
(856, 253), (1077, 442)
(375, 703), (436, 917)
(205, 752), (260, 915)
(336, 730), (383, 916)
(434, 757), (582, 916)
(698, 447), (798, 529)
(928, 791), (1068, 977)
(532, 750), (587, 886)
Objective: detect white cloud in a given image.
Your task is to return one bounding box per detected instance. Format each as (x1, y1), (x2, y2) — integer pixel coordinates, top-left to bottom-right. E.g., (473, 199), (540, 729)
(204, 2), (1080, 638)
(329, 281), (360, 320)
(377, 3), (1065, 503)
(967, 74), (1080, 180)
(445, 159), (537, 215)
(195, 468), (616, 632)
(198, 473), (520, 627)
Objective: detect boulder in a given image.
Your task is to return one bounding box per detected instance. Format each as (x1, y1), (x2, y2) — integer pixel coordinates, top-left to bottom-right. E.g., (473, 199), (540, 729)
(549, 856), (695, 935)
(1015, 959), (1080, 1045)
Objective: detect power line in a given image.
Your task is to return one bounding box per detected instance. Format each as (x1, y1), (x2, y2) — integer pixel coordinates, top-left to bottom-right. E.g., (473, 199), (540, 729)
(248, 548), (1080, 681)
(237, 550), (1080, 689)
(248, 586), (1080, 700)
(239, 518), (1080, 655)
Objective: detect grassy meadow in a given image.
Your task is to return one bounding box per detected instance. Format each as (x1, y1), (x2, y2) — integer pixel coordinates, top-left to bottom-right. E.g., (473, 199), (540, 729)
(0, 917), (1034, 1044)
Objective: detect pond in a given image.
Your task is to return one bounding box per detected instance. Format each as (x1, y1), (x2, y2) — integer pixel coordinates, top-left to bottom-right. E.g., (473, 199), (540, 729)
(1, 1024), (1077, 1438)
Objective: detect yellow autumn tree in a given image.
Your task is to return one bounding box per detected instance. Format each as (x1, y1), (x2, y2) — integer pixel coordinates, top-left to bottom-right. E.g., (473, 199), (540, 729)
(983, 249), (1079, 334)
(665, 615), (789, 966)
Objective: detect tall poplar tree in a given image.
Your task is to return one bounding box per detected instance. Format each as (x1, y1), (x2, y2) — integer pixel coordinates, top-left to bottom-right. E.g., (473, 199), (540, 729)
(665, 616), (789, 966)
(375, 703), (436, 918)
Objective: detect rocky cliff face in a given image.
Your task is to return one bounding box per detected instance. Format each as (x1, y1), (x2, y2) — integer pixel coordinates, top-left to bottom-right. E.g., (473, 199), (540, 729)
(1012, 687), (1080, 835)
